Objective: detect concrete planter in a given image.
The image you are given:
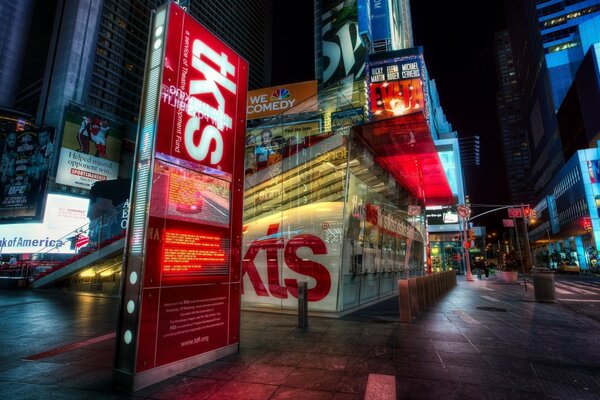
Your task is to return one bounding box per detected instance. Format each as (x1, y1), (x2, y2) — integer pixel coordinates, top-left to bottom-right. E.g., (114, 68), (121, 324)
(496, 270), (518, 282)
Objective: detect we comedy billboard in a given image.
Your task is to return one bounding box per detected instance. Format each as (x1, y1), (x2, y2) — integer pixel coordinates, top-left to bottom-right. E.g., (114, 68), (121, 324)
(113, 3), (247, 391)
(0, 127), (55, 222)
(56, 103), (124, 190)
(246, 80), (317, 120)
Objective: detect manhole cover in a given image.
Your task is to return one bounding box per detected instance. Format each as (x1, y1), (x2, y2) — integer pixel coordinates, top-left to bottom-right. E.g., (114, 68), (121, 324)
(476, 306), (508, 312)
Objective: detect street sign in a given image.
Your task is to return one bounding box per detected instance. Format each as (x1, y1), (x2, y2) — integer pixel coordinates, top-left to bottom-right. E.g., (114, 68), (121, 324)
(507, 208), (522, 218)
(503, 219), (515, 227)
(457, 204), (471, 218)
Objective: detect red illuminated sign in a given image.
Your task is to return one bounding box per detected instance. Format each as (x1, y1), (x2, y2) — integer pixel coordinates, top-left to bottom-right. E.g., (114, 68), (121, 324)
(114, 3), (247, 391)
(157, 3), (248, 181)
(163, 230), (229, 275)
(367, 57), (425, 121)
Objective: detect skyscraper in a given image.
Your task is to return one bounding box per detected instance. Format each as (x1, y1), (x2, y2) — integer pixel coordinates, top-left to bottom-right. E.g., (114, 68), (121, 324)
(494, 30), (533, 204)
(40, 0), (272, 129)
(537, 0), (600, 109)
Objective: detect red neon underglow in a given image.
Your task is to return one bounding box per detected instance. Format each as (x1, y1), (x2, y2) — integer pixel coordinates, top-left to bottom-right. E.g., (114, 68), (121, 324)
(353, 112), (453, 205)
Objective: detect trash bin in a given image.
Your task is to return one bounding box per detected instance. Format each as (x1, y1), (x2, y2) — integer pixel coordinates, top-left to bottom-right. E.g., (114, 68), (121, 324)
(532, 268), (556, 303)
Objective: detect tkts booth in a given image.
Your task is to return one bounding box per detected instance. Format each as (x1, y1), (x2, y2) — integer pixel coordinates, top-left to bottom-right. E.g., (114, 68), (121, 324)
(241, 49), (454, 315)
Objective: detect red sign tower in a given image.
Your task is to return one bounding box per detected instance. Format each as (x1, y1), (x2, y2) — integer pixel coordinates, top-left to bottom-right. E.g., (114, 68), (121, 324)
(113, 3), (248, 391)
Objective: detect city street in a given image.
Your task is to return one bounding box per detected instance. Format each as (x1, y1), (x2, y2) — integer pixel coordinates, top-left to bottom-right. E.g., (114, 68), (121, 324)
(1, 275), (600, 399)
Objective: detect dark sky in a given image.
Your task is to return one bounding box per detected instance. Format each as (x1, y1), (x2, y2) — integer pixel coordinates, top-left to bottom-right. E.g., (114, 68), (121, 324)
(272, 1), (509, 231)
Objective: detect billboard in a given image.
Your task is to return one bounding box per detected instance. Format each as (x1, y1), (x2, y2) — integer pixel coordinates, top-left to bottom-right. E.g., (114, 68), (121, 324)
(0, 193), (89, 254)
(0, 127), (55, 222)
(246, 80), (317, 120)
(366, 55), (425, 120)
(426, 206), (459, 225)
(320, 0), (366, 87)
(244, 120), (322, 176)
(114, 3), (248, 391)
(56, 103), (124, 190)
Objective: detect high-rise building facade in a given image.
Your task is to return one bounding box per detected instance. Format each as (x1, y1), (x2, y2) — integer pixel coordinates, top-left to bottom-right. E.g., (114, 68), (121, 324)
(537, 0), (600, 109)
(505, 0), (563, 198)
(41, 0), (272, 129)
(494, 30), (533, 204)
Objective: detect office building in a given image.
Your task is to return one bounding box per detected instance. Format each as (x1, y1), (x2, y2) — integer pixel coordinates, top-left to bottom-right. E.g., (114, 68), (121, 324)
(494, 30), (533, 204)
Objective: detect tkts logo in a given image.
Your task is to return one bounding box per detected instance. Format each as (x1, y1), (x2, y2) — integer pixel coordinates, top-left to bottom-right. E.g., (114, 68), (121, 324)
(184, 39), (236, 165)
(158, 5), (247, 178)
(242, 223), (331, 302)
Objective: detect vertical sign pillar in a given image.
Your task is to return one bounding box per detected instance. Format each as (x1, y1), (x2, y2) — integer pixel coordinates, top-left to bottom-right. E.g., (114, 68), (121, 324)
(113, 3), (248, 392)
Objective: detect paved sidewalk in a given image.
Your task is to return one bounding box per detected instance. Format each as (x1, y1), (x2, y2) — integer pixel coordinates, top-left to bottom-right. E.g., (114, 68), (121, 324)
(0, 277), (600, 399)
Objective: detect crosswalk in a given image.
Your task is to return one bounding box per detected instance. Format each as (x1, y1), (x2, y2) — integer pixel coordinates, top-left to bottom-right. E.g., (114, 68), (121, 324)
(523, 278), (600, 296)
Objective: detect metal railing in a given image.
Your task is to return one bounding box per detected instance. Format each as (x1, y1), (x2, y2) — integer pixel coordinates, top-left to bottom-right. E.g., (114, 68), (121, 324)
(3, 201), (129, 282)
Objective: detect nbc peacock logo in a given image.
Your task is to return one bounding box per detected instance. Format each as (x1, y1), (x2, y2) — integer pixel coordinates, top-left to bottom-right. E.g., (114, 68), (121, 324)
(270, 88), (290, 101)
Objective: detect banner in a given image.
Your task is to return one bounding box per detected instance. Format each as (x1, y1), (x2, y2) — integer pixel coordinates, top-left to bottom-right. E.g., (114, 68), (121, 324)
(56, 103), (124, 190)
(244, 120), (322, 175)
(367, 55), (425, 120)
(0, 194), (89, 254)
(321, 0), (366, 86)
(246, 80), (317, 120)
(0, 127), (55, 222)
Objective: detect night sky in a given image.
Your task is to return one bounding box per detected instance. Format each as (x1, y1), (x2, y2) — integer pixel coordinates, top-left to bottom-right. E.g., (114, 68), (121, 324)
(272, 1), (509, 231)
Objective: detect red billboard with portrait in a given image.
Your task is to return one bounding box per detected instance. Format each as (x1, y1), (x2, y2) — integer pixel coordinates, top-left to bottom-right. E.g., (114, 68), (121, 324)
(114, 2), (247, 391)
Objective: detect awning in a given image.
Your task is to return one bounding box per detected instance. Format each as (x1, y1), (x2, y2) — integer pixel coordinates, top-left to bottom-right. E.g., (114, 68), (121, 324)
(352, 112), (454, 206)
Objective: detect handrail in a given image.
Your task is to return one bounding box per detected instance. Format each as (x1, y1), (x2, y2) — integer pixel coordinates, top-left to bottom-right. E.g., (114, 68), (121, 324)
(20, 201), (128, 280)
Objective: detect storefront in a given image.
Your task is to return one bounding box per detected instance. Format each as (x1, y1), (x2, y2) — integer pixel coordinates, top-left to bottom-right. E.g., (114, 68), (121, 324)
(241, 88), (453, 316)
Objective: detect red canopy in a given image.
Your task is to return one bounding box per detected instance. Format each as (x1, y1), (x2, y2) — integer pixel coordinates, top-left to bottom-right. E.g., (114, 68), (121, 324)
(353, 112), (454, 206)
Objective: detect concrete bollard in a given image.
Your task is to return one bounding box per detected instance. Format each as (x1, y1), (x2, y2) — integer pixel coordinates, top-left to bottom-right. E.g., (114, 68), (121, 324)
(416, 276), (426, 311)
(399, 279), (411, 323)
(408, 278), (419, 316)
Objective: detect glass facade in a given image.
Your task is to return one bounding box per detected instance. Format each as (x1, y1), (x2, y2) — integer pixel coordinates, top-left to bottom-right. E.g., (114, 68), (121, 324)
(241, 87), (426, 314)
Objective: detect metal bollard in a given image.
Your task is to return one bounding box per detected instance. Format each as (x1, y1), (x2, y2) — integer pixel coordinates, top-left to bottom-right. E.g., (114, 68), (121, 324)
(298, 281), (308, 328)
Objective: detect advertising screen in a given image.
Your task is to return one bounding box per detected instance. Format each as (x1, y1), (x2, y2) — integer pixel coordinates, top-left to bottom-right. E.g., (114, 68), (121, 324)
(244, 120), (322, 176)
(426, 206), (459, 225)
(0, 128), (55, 222)
(367, 56), (424, 120)
(114, 3), (247, 391)
(0, 193), (89, 254)
(56, 103), (124, 190)
(320, 0), (366, 86)
(246, 80), (317, 120)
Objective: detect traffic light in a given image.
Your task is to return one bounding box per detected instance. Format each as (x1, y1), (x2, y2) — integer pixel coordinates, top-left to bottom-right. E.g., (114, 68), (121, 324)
(469, 229), (475, 241)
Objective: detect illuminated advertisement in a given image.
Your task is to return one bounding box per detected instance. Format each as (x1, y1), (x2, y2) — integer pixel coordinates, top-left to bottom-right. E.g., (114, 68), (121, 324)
(0, 127), (55, 222)
(114, 3), (247, 391)
(320, 0), (366, 86)
(367, 55), (425, 120)
(55, 104), (124, 190)
(426, 206), (459, 225)
(241, 202), (343, 311)
(0, 194), (89, 254)
(245, 120), (322, 175)
(331, 107), (364, 131)
(246, 80), (317, 120)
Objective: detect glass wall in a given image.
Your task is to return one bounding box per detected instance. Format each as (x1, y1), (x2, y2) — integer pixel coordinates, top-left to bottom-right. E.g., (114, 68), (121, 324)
(241, 86), (425, 314)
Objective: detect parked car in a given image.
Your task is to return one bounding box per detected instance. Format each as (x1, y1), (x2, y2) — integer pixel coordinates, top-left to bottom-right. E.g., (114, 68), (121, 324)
(558, 261), (579, 274)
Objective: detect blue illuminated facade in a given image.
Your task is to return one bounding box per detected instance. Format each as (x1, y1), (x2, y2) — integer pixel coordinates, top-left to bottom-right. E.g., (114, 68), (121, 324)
(538, 0), (600, 108)
(530, 43), (600, 270)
